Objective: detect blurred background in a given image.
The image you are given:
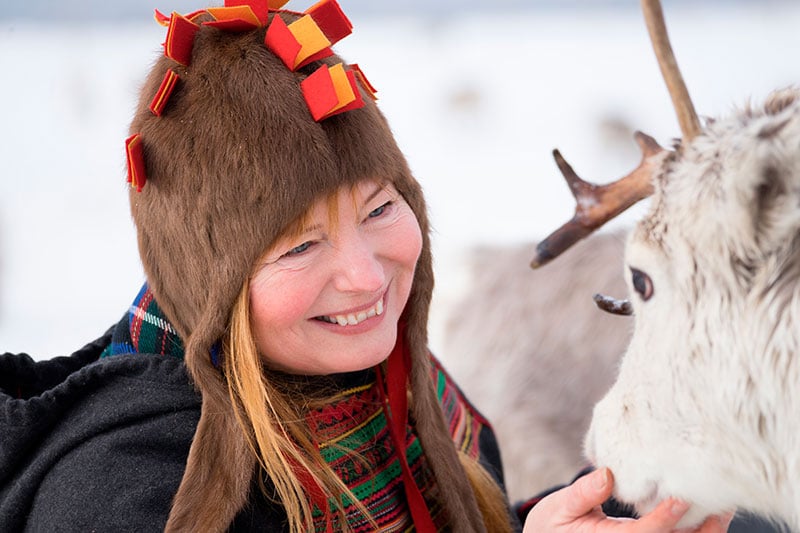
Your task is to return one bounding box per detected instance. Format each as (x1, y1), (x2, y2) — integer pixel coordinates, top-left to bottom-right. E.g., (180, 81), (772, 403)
(1, 0), (798, 358)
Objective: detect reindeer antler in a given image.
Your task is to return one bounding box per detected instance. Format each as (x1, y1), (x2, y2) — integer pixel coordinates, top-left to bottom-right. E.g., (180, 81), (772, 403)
(641, 0), (701, 140)
(530, 0), (699, 269)
(530, 132), (664, 268)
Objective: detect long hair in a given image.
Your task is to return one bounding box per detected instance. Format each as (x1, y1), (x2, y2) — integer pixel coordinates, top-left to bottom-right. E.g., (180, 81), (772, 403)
(223, 279), (514, 532)
(224, 281), (374, 532)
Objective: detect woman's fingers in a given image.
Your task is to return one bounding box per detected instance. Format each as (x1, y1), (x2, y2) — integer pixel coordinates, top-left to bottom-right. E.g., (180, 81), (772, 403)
(674, 512), (735, 533)
(524, 467), (734, 533)
(632, 498), (691, 532)
(523, 468), (612, 531)
(562, 468), (615, 518)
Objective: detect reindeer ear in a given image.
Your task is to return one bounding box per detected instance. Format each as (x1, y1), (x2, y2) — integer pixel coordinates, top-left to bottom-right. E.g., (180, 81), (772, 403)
(750, 151), (800, 255)
(754, 164), (787, 228)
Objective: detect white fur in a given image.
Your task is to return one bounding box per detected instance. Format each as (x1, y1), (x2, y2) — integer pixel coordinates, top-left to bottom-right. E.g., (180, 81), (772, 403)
(585, 87), (800, 529)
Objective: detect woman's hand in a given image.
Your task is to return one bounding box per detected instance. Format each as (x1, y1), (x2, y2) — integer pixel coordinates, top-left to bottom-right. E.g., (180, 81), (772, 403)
(523, 468), (734, 533)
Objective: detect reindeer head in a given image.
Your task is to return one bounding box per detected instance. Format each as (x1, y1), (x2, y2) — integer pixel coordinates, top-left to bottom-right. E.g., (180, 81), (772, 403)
(588, 87), (800, 527)
(532, 0), (800, 526)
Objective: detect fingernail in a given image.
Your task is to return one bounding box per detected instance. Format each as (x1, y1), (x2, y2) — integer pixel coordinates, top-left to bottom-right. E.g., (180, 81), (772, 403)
(670, 500), (690, 516)
(592, 468), (609, 491)
(720, 511), (735, 527)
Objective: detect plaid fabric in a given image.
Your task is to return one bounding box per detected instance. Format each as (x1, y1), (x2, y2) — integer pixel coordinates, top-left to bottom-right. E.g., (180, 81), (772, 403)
(101, 283), (185, 359)
(103, 283), (496, 531)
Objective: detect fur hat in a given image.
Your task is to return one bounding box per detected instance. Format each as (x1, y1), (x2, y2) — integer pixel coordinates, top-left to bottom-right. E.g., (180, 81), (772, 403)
(127, 4), (486, 531)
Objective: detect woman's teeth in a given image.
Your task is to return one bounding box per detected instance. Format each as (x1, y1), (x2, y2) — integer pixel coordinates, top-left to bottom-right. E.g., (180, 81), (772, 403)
(318, 299), (383, 326)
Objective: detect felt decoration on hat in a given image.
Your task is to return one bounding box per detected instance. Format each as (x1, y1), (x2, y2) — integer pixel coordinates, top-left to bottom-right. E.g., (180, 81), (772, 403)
(205, 6), (263, 31)
(350, 64), (377, 101)
(164, 12), (201, 66)
(264, 13), (332, 71)
(220, 0), (271, 25)
(264, 0), (352, 71)
(300, 62), (364, 121)
(133, 0), (377, 195)
(306, 0), (352, 45)
(149, 69), (180, 116)
(125, 134), (147, 192)
(155, 8), (207, 26)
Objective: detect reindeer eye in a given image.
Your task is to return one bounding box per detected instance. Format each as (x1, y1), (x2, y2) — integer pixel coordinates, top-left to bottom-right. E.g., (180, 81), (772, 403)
(630, 267), (654, 301)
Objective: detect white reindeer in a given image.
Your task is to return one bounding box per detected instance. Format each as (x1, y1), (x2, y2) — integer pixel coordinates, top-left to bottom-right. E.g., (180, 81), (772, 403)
(583, 87), (800, 529)
(527, 1), (800, 528)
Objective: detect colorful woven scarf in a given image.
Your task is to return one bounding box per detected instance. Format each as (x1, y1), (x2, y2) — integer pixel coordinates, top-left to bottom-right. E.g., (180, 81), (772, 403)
(103, 283), (493, 531)
(101, 282), (185, 359)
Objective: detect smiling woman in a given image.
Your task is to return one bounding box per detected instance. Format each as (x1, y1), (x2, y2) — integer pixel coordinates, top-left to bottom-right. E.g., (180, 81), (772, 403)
(247, 181), (422, 376)
(0, 2), (514, 532)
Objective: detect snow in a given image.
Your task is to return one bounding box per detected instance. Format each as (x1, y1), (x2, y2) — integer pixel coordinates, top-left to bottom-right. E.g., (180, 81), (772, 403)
(1, 4), (798, 358)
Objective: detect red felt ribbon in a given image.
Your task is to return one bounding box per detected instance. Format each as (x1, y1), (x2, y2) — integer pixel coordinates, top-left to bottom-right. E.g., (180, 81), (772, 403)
(349, 63), (377, 101)
(164, 12), (200, 66)
(125, 134), (147, 192)
(264, 14), (303, 69)
(224, 0), (270, 25)
(306, 0), (352, 44)
(148, 69), (180, 116)
(300, 63), (365, 121)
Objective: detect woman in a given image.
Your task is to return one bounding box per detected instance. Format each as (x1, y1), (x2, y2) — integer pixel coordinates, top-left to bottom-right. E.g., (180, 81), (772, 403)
(0, 2), (732, 531)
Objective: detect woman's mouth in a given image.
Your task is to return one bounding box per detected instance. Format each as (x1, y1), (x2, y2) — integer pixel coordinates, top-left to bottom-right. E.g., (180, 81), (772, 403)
(315, 298), (384, 326)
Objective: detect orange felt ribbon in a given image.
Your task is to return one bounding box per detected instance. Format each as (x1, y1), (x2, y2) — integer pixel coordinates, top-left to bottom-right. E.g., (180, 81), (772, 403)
(301, 63), (365, 121)
(265, 13), (332, 71)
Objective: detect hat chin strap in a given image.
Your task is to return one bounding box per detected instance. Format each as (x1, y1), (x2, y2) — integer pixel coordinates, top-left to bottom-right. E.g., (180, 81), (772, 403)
(375, 321), (437, 532)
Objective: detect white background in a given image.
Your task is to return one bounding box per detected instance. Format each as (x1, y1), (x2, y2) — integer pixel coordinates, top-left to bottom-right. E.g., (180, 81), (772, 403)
(1, 2), (798, 358)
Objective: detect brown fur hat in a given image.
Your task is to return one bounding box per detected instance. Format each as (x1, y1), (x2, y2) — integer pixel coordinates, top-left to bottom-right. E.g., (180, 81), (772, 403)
(128, 8), (486, 533)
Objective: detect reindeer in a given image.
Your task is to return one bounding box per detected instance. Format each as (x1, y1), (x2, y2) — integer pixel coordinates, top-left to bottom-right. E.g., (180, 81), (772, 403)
(530, 0), (800, 528)
(441, 231), (631, 499)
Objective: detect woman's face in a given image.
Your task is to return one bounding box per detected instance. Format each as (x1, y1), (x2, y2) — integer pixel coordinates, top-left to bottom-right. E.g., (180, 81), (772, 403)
(248, 179), (423, 375)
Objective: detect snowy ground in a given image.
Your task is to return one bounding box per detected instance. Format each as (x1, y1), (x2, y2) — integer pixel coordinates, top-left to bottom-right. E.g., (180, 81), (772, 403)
(1, 4), (798, 358)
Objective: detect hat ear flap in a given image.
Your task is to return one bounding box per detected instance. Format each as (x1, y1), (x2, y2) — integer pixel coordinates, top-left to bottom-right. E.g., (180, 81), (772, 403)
(166, 341), (254, 533)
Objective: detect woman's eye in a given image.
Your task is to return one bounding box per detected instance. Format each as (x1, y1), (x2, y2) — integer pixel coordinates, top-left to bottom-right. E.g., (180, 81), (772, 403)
(630, 267), (654, 301)
(285, 241), (312, 257)
(368, 201), (392, 218)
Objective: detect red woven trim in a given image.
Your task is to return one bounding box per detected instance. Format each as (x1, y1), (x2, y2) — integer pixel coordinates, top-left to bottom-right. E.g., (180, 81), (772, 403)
(148, 69), (180, 116)
(286, 454), (333, 533)
(125, 134), (147, 192)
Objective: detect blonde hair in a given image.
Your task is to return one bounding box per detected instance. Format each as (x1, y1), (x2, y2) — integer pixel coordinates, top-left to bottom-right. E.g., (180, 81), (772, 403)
(222, 205), (514, 532)
(224, 282), (372, 532)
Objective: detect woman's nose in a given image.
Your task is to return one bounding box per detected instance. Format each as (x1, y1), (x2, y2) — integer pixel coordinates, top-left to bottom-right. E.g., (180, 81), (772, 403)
(332, 234), (385, 293)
